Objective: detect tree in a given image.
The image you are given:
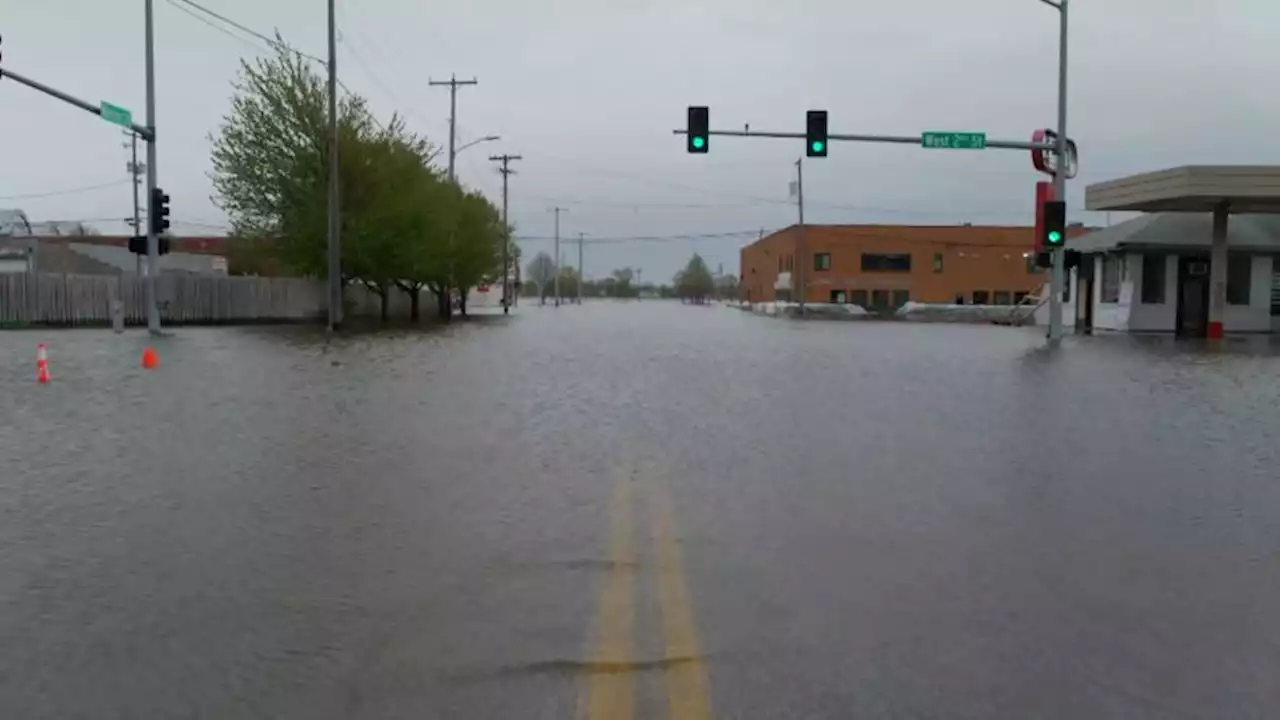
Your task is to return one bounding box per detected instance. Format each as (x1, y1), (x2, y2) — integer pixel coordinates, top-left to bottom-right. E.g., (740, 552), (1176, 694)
(210, 38), (453, 323)
(526, 252), (555, 305)
(451, 187), (504, 317)
(676, 253), (715, 304)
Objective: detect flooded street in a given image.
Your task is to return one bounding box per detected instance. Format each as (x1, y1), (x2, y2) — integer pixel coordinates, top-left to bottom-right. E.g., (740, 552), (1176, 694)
(3, 303), (1280, 719)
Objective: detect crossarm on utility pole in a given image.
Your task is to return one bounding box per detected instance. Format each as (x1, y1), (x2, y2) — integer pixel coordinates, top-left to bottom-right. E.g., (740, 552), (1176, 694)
(1, 67), (154, 140)
(671, 128), (1055, 152)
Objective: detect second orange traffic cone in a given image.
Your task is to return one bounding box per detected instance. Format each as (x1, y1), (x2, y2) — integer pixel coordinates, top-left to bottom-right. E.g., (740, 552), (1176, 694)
(36, 343), (51, 384)
(141, 346), (159, 370)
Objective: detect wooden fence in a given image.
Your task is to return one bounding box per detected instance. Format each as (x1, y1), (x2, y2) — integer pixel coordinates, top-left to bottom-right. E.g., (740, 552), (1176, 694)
(0, 273), (327, 326)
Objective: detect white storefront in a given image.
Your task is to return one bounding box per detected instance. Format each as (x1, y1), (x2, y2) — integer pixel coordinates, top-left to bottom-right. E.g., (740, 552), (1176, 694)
(1065, 213), (1280, 335)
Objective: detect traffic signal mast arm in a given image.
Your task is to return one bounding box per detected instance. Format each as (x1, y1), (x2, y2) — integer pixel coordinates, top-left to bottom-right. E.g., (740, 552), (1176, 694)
(0, 66), (154, 141)
(673, 127), (1056, 152)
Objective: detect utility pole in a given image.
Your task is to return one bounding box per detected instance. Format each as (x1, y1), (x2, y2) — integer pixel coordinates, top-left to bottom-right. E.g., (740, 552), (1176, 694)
(551, 207), (567, 307)
(489, 153), (522, 314)
(577, 232), (584, 305)
(326, 0), (341, 331)
(795, 157), (807, 312)
(429, 74), (478, 182)
(1042, 0), (1070, 343)
(124, 130), (144, 277)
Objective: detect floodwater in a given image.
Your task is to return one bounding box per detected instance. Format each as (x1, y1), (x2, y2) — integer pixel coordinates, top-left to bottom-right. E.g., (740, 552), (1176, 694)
(3, 303), (1280, 719)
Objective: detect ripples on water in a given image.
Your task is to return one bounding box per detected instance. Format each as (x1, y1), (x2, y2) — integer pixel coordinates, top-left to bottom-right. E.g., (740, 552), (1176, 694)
(2, 306), (1279, 718)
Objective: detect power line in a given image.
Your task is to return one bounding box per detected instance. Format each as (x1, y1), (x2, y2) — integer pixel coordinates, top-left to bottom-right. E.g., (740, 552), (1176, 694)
(166, 0), (266, 54)
(0, 180), (131, 201)
(169, 0), (326, 64)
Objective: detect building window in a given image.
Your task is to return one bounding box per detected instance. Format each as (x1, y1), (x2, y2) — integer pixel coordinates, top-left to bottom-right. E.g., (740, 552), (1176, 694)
(973, 290), (990, 305)
(778, 256), (783, 272)
(786, 255), (793, 272)
(870, 289), (890, 310)
(829, 289), (846, 303)
(1141, 254), (1166, 304)
(861, 253), (912, 272)
(993, 291), (1011, 305)
(1101, 254), (1121, 303)
(891, 290), (910, 308)
(954, 294), (966, 305)
(1227, 254), (1252, 305)
(1014, 291), (1029, 305)
(850, 289), (868, 308)
(814, 253), (831, 271)
(933, 253), (943, 273)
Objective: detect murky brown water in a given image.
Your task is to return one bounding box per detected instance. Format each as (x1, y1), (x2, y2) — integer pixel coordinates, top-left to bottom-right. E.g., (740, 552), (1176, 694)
(3, 305), (1280, 718)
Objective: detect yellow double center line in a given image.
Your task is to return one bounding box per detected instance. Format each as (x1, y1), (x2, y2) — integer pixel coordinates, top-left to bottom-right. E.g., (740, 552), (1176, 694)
(580, 462), (712, 720)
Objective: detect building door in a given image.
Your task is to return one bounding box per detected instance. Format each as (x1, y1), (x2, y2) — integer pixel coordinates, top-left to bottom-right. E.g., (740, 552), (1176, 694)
(1075, 258), (1094, 334)
(1176, 256), (1210, 337)
(829, 289), (846, 304)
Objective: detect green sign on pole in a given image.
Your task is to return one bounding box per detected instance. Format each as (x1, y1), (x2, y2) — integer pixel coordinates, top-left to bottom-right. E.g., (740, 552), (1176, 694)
(921, 131), (987, 150)
(99, 101), (133, 129)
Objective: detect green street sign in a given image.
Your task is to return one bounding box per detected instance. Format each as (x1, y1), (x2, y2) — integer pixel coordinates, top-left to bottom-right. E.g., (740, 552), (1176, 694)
(921, 131), (987, 150)
(99, 101), (133, 129)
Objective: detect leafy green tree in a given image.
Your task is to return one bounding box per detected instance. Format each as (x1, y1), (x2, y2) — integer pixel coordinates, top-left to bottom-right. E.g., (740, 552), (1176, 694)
(451, 187), (504, 316)
(676, 253), (715, 304)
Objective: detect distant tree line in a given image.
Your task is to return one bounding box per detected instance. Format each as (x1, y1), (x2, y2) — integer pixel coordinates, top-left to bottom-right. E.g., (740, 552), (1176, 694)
(211, 38), (516, 322)
(519, 251), (737, 304)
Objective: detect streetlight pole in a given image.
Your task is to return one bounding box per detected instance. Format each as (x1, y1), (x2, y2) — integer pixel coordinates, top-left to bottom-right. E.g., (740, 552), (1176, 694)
(326, 0), (341, 331)
(1041, 0), (1069, 343)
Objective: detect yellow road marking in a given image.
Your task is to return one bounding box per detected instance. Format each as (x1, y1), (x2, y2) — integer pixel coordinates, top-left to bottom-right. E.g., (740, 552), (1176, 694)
(581, 468), (636, 720)
(649, 475), (713, 720)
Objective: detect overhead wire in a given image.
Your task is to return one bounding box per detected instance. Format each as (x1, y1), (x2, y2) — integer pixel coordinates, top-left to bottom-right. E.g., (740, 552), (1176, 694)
(0, 180), (132, 201)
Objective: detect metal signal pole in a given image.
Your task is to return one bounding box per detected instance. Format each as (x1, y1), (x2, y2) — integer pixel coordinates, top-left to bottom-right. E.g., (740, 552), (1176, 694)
(795, 157), (807, 312)
(1042, 0), (1070, 343)
(326, 0), (342, 331)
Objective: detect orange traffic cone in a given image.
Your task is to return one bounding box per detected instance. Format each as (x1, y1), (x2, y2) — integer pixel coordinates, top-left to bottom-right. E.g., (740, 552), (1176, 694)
(141, 346), (159, 370)
(36, 343), (51, 384)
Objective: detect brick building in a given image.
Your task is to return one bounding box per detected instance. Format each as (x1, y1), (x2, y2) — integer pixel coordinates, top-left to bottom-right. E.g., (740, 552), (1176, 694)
(740, 224), (1090, 309)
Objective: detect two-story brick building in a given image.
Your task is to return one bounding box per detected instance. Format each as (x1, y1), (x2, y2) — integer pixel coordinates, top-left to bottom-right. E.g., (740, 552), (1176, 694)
(740, 223), (1090, 309)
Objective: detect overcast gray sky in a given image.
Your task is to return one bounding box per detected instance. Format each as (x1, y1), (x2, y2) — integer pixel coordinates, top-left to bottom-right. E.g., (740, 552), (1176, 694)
(2, 0), (1277, 282)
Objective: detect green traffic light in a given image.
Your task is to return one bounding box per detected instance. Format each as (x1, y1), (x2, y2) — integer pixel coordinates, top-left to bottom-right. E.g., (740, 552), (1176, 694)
(692, 136), (706, 149)
(811, 141), (825, 153)
(1048, 231), (1063, 244)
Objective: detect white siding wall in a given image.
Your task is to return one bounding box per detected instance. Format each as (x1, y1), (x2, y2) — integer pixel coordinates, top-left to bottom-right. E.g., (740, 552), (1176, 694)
(1224, 255), (1273, 332)
(1128, 254), (1177, 332)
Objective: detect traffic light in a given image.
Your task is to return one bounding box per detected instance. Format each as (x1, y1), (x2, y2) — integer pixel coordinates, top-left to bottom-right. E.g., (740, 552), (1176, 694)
(687, 106), (708, 154)
(806, 110), (828, 157)
(150, 187), (170, 236)
(128, 235), (171, 255)
(1043, 199), (1066, 248)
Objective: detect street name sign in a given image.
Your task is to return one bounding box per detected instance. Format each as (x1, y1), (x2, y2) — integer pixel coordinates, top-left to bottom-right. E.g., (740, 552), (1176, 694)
(921, 131), (987, 150)
(100, 101), (132, 129)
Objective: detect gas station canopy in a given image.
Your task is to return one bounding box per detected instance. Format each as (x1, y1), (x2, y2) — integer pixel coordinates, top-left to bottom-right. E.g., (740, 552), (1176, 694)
(1085, 166), (1280, 213)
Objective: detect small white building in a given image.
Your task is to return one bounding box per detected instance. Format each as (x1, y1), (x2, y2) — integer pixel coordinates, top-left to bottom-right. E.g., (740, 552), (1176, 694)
(1066, 213), (1280, 336)
(1070, 166), (1280, 337)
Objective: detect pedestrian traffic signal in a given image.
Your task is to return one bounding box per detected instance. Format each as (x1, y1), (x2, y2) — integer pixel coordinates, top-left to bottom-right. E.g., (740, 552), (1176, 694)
(806, 110), (828, 157)
(150, 187), (170, 236)
(1043, 199), (1066, 247)
(687, 106), (708, 154)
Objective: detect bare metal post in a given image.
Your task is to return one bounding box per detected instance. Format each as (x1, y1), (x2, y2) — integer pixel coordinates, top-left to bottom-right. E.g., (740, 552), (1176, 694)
(326, 0), (341, 331)
(144, 0), (160, 334)
(577, 232), (584, 305)
(795, 157), (806, 313)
